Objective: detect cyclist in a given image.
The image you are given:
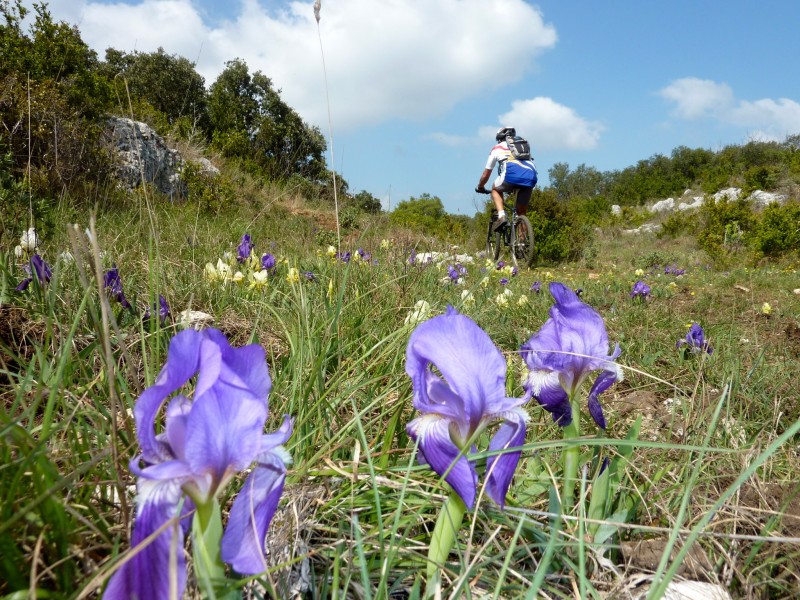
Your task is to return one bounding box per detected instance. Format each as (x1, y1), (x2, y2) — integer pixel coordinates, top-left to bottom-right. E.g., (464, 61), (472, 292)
(475, 126), (538, 231)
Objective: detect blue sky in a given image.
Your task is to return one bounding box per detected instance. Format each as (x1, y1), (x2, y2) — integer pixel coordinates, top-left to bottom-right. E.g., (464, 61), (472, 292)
(37, 0), (800, 214)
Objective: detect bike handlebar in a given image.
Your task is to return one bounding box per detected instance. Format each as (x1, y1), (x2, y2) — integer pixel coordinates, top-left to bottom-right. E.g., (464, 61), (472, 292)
(475, 187), (491, 195)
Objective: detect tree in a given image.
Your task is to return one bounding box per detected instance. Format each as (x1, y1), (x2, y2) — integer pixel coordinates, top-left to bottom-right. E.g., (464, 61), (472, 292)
(390, 193), (446, 234)
(208, 59), (326, 180)
(102, 47), (209, 133)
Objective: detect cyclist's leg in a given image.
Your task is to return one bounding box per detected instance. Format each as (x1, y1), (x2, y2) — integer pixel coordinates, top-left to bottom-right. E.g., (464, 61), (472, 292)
(515, 185), (533, 217)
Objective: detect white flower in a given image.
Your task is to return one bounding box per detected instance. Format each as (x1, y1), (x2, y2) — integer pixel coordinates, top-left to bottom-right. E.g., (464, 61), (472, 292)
(460, 289), (475, 305)
(404, 300), (431, 325)
(178, 309), (214, 330)
(14, 245), (24, 258)
(20, 228), (39, 251)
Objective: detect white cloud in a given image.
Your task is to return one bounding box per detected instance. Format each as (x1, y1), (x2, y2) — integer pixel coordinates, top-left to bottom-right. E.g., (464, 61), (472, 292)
(660, 77), (800, 137)
(41, 0), (557, 132)
(659, 77), (734, 119)
(478, 97), (604, 150)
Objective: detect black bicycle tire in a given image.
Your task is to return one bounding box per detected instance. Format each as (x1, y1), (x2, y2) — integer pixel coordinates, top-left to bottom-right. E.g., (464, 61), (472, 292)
(486, 221), (502, 261)
(513, 215), (535, 267)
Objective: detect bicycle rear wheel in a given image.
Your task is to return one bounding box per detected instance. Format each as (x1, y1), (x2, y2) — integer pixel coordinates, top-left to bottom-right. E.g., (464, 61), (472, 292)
(512, 215), (535, 267)
(486, 220), (501, 261)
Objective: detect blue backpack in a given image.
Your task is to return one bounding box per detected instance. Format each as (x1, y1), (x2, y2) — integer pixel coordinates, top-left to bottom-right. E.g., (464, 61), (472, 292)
(504, 136), (538, 187)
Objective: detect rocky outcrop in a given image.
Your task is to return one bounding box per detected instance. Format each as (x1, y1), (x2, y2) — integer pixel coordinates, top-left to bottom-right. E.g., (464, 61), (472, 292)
(104, 116), (219, 199)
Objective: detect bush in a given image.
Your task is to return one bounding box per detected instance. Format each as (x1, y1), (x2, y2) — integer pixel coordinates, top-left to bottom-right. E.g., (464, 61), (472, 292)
(697, 195), (755, 263)
(529, 189), (593, 263)
(742, 165), (780, 196)
(657, 210), (701, 239)
(181, 160), (236, 215)
(750, 200), (800, 257)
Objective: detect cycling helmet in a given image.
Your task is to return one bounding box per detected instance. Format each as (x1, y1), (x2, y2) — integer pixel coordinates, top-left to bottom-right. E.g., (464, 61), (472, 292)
(495, 126), (516, 141)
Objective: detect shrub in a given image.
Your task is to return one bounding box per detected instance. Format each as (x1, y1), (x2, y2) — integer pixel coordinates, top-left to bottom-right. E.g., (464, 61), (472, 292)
(750, 200), (800, 257)
(181, 160), (236, 215)
(742, 165), (780, 196)
(697, 195), (755, 263)
(657, 210), (701, 239)
(529, 188), (593, 263)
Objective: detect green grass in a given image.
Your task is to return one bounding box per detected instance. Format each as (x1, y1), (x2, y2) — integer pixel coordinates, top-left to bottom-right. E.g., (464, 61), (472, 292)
(1, 195), (800, 599)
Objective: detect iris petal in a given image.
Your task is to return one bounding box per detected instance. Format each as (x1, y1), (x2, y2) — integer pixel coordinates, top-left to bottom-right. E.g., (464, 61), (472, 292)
(135, 329), (203, 463)
(485, 408), (528, 508)
(407, 414), (478, 509)
(587, 370), (617, 430)
(185, 389), (267, 482)
(221, 451), (287, 574)
(104, 479), (190, 600)
(406, 308), (508, 431)
(527, 370), (572, 426)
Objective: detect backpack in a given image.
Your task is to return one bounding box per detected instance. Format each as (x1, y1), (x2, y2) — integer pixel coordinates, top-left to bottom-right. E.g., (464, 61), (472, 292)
(506, 135), (531, 161)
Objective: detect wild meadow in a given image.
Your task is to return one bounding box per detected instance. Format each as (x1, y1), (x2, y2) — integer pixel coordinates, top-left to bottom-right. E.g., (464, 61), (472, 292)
(2, 193), (800, 600)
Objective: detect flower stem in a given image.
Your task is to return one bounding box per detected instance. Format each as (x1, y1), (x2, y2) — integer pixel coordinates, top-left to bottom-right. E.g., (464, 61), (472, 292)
(427, 490), (467, 582)
(192, 499), (236, 599)
(562, 400), (582, 514)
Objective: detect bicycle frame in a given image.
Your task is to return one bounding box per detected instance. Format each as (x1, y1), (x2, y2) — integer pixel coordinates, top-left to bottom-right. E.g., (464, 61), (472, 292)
(477, 189), (535, 268)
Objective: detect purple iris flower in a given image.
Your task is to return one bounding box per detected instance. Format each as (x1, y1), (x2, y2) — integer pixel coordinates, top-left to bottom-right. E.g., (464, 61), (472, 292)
(237, 234), (253, 263)
(261, 253), (276, 271)
(408, 252), (417, 266)
(520, 283), (621, 429)
(304, 271), (317, 281)
(104, 328), (293, 599)
(337, 251), (351, 263)
(630, 280), (651, 299)
(357, 247), (371, 261)
(405, 307), (528, 510)
(103, 266), (132, 309)
(677, 322), (713, 355)
(15, 254), (52, 291)
(511, 266), (518, 277)
(499, 277), (509, 286)
(530, 281), (542, 294)
(496, 261), (506, 270)
(447, 265), (459, 281)
(456, 263), (467, 276)
(143, 295), (170, 325)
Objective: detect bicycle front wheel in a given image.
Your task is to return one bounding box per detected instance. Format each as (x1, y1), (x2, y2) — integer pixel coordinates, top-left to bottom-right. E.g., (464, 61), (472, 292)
(512, 216), (535, 267)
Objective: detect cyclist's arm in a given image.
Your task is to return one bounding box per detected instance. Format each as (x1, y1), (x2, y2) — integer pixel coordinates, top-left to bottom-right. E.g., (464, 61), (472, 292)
(476, 168), (492, 192)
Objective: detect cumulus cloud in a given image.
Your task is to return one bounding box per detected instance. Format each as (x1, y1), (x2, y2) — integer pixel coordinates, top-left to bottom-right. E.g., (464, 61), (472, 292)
(42, 0), (557, 132)
(660, 77), (800, 137)
(463, 97), (603, 151)
(659, 77), (734, 119)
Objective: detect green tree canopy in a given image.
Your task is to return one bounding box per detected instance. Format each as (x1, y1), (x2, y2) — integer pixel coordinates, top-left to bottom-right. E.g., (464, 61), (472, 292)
(102, 47), (209, 132)
(208, 58), (326, 180)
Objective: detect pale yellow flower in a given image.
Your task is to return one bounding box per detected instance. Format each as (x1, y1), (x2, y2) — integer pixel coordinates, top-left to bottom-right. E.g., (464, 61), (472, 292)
(404, 300), (431, 325)
(517, 294), (529, 306)
(286, 267), (300, 283)
(762, 302), (772, 315)
(327, 245), (337, 257)
(232, 271), (245, 284)
(380, 239), (391, 249)
(249, 270), (269, 289)
(327, 279), (335, 301)
(634, 268), (644, 277)
(480, 276), (491, 288)
(495, 293), (509, 307)
(460, 289), (475, 306)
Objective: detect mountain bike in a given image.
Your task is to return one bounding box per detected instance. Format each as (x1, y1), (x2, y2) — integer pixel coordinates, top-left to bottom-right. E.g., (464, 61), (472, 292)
(477, 189), (535, 268)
